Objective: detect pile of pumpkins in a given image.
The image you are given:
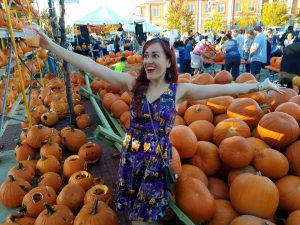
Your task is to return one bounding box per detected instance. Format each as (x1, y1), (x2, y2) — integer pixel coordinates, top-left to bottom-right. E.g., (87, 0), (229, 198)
(95, 51), (142, 68)
(91, 70), (300, 224)
(0, 72), (120, 225)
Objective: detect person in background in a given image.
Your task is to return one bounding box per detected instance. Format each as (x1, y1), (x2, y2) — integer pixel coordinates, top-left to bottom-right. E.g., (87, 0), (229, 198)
(114, 36), (121, 53)
(183, 37), (193, 74)
(117, 23), (124, 32)
(107, 39), (115, 53)
(279, 25), (294, 47)
(266, 29), (282, 57)
(249, 26), (267, 81)
(194, 32), (201, 43)
(232, 29), (244, 58)
(114, 56), (127, 72)
(173, 37), (184, 49)
(284, 33), (295, 48)
(221, 33), (241, 80)
(280, 42), (300, 82)
(243, 30), (254, 72)
(92, 38), (101, 60)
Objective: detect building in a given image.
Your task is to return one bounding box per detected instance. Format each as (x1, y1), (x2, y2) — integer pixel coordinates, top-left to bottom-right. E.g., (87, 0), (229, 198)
(136, 0), (299, 33)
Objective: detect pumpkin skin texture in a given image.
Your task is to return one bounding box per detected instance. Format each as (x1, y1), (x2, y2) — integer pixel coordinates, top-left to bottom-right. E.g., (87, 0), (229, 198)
(219, 136), (253, 169)
(227, 98), (264, 128)
(169, 125), (197, 159)
(78, 142), (102, 164)
(208, 200), (238, 225)
(184, 104), (214, 125)
(0, 175), (31, 208)
(275, 175), (300, 213)
(192, 72), (214, 85)
(61, 127), (88, 153)
(68, 171), (94, 192)
(213, 118), (251, 146)
(214, 70), (232, 84)
(84, 184), (113, 205)
(63, 155), (87, 180)
(285, 140), (300, 176)
(14, 143), (36, 162)
(56, 183), (85, 213)
(235, 73), (257, 83)
(257, 112), (299, 148)
(253, 148), (289, 179)
(26, 125), (51, 148)
(190, 141), (221, 176)
(227, 165), (257, 187)
(180, 164), (208, 186)
(36, 155), (61, 175)
(41, 111), (59, 127)
(275, 102), (300, 122)
(76, 114), (92, 129)
(171, 147), (182, 176)
(74, 200), (119, 225)
(229, 173), (279, 219)
(286, 210), (300, 225)
(230, 215), (275, 225)
(175, 176), (215, 222)
(40, 142), (62, 160)
(5, 211), (35, 225)
(22, 186), (57, 218)
(38, 172), (63, 193)
(8, 162), (35, 183)
(188, 120), (215, 142)
(246, 137), (270, 156)
(206, 96), (234, 114)
(207, 177), (229, 200)
(267, 88), (297, 111)
(34, 204), (74, 225)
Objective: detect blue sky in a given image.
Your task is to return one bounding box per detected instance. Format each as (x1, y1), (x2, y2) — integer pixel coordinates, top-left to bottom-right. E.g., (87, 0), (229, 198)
(39, 0), (145, 25)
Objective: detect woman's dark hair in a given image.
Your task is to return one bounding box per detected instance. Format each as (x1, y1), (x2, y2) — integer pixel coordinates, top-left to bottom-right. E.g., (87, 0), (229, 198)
(132, 38), (178, 114)
(225, 33), (232, 39)
(279, 77), (293, 89)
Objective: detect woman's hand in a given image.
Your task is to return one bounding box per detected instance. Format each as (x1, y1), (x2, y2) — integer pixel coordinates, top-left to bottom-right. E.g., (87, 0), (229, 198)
(26, 25), (53, 50)
(261, 78), (284, 93)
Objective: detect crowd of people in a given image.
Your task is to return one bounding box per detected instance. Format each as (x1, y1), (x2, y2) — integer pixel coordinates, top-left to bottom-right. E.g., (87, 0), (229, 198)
(173, 25), (300, 81)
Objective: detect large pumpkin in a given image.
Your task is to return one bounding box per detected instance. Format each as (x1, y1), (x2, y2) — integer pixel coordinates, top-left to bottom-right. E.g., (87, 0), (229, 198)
(227, 98), (264, 128)
(230, 215), (275, 225)
(286, 210), (300, 225)
(227, 165), (257, 187)
(214, 70), (232, 84)
(207, 177), (229, 200)
(275, 102), (300, 122)
(267, 88), (297, 111)
(188, 120), (215, 142)
(61, 127), (88, 152)
(257, 112), (299, 148)
(213, 118), (251, 146)
(192, 72), (215, 85)
(235, 73), (257, 83)
(230, 172), (279, 219)
(184, 104), (213, 125)
(206, 96), (234, 114)
(190, 141), (221, 176)
(175, 176), (215, 222)
(285, 140), (300, 176)
(180, 164), (208, 186)
(169, 125), (197, 159)
(207, 200), (238, 225)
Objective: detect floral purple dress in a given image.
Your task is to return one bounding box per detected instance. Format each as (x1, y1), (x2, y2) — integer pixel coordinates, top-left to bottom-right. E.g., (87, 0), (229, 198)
(116, 83), (177, 222)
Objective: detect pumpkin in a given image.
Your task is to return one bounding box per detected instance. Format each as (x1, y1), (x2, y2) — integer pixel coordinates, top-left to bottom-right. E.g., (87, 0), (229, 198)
(78, 142), (102, 164)
(230, 172), (279, 218)
(208, 200), (239, 225)
(206, 96), (234, 114)
(285, 140), (300, 176)
(230, 215), (275, 225)
(286, 210), (300, 225)
(73, 199), (119, 225)
(177, 100), (188, 116)
(69, 171), (94, 191)
(84, 184), (112, 205)
(44, 128), (62, 145)
(34, 204), (74, 225)
(179, 73), (192, 80)
(174, 115), (186, 126)
(246, 137), (270, 156)
(235, 73), (257, 83)
(180, 164), (208, 186)
(213, 113), (229, 126)
(38, 172), (63, 193)
(74, 104), (85, 116)
(102, 93), (120, 111)
(63, 155), (87, 179)
(213, 118), (251, 146)
(0, 175), (31, 208)
(177, 77), (190, 83)
(190, 141), (221, 176)
(8, 162), (35, 183)
(214, 70), (232, 84)
(50, 101), (68, 119)
(120, 111), (130, 126)
(56, 183), (85, 213)
(288, 95), (300, 105)
(26, 125), (51, 148)
(227, 98), (264, 128)
(120, 91), (131, 105)
(40, 142), (62, 160)
(5, 210), (35, 225)
(76, 114), (92, 129)
(257, 112), (299, 148)
(275, 102), (300, 122)
(188, 120), (215, 142)
(169, 125), (197, 159)
(110, 100), (129, 118)
(22, 186), (57, 218)
(184, 104), (214, 125)
(175, 176), (215, 222)
(61, 127), (88, 152)
(227, 165), (257, 186)
(238, 90), (268, 105)
(275, 175), (300, 213)
(36, 155), (61, 175)
(171, 147), (182, 176)
(207, 177), (229, 200)
(219, 136), (253, 168)
(267, 88), (297, 111)
(213, 52), (225, 62)
(14, 142), (36, 162)
(253, 148), (289, 179)
(191, 72), (215, 85)
(41, 111), (59, 127)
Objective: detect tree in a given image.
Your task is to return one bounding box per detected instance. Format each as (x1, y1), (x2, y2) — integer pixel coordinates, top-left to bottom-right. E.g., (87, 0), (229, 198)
(261, 2), (290, 26)
(66, 25), (73, 36)
(204, 12), (226, 32)
(235, 2), (256, 30)
(166, 0), (194, 34)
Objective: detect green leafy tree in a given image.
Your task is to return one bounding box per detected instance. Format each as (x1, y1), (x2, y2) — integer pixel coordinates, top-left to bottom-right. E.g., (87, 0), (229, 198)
(166, 0), (194, 33)
(261, 2), (290, 26)
(204, 12), (226, 32)
(235, 2), (256, 30)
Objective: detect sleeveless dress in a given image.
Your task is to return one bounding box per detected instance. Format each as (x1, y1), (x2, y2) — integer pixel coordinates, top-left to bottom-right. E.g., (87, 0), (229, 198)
(116, 83), (177, 222)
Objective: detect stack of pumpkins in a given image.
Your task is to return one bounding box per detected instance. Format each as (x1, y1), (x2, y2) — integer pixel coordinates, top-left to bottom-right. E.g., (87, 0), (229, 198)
(95, 51), (142, 68)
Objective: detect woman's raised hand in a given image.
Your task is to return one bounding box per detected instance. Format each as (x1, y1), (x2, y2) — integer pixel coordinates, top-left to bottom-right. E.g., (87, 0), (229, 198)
(26, 24), (53, 50)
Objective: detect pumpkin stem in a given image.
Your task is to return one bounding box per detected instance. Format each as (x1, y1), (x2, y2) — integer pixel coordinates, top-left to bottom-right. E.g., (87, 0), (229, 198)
(90, 199), (99, 215)
(44, 203), (56, 215)
(8, 174), (15, 182)
(15, 139), (23, 146)
(41, 155), (48, 160)
(256, 171), (262, 176)
(17, 162), (25, 170)
(19, 185), (30, 192)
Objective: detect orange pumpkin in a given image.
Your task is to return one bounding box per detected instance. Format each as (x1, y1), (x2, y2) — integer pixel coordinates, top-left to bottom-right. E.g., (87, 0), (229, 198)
(286, 210), (300, 225)
(78, 142), (102, 164)
(180, 164), (208, 186)
(38, 172), (63, 193)
(214, 70), (232, 84)
(69, 171), (94, 192)
(84, 184), (112, 205)
(227, 165), (257, 187)
(208, 200), (239, 225)
(76, 114), (92, 129)
(63, 155), (87, 180)
(285, 140), (300, 176)
(192, 73), (215, 85)
(230, 215), (275, 225)
(188, 120), (215, 142)
(235, 73), (257, 83)
(184, 104), (214, 125)
(275, 102), (300, 122)
(207, 177), (229, 200)
(206, 96), (234, 114)
(110, 99), (129, 118)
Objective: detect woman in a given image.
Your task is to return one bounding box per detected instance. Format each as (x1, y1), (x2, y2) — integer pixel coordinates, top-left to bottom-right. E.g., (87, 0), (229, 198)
(33, 27), (281, 225)
(221, 33), (241, 80)
(243, 30), (254, 72)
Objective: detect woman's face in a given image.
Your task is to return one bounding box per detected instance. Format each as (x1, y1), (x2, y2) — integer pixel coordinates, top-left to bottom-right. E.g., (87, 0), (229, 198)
(143, 43), (170, 81)
(287, 33), (293, 41)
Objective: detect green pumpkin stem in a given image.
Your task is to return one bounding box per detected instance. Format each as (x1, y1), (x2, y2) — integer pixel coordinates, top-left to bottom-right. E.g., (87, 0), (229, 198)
(90, 199), (99, 215)
(44, 203), (56, 215)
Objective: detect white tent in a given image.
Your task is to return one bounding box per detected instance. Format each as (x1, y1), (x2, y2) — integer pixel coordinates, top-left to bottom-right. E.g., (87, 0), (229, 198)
(74, 6), (145, 25)
(123, 22), (166, 33)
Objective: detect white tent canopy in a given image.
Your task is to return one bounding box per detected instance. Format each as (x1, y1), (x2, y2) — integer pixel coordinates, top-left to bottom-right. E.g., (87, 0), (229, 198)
(74, 6), (145, 25)
(123, 22), (166, 33)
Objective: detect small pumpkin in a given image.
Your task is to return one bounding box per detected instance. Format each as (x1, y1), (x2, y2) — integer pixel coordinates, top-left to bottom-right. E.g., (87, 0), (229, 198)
(41, 111), (59, 127)
(286, 210), (300, 225)
(230, 215), (275, 225)
(184, 104), (214, 125)
(63, 155), (87, 180)
(36, 155), (61, 175)
(180, 164), (208, 186)
(76, 114), (92, 129)
(61, 127), (88, 153)
(35, 204), (74, 225)
(5, 210), (35, 225)
(69, 171), (94, 192)
(84, 184), (112, 205)
(208, 200), (239, 225)
(40, 141), (62, 160)
(38, 172), (63, 193)
(14, 142), (36, 162)
(74, 104), (85, 116)
(8, 162), (35, 183)
(26, 125), (51, 148)
(78, 142), (102, 164)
